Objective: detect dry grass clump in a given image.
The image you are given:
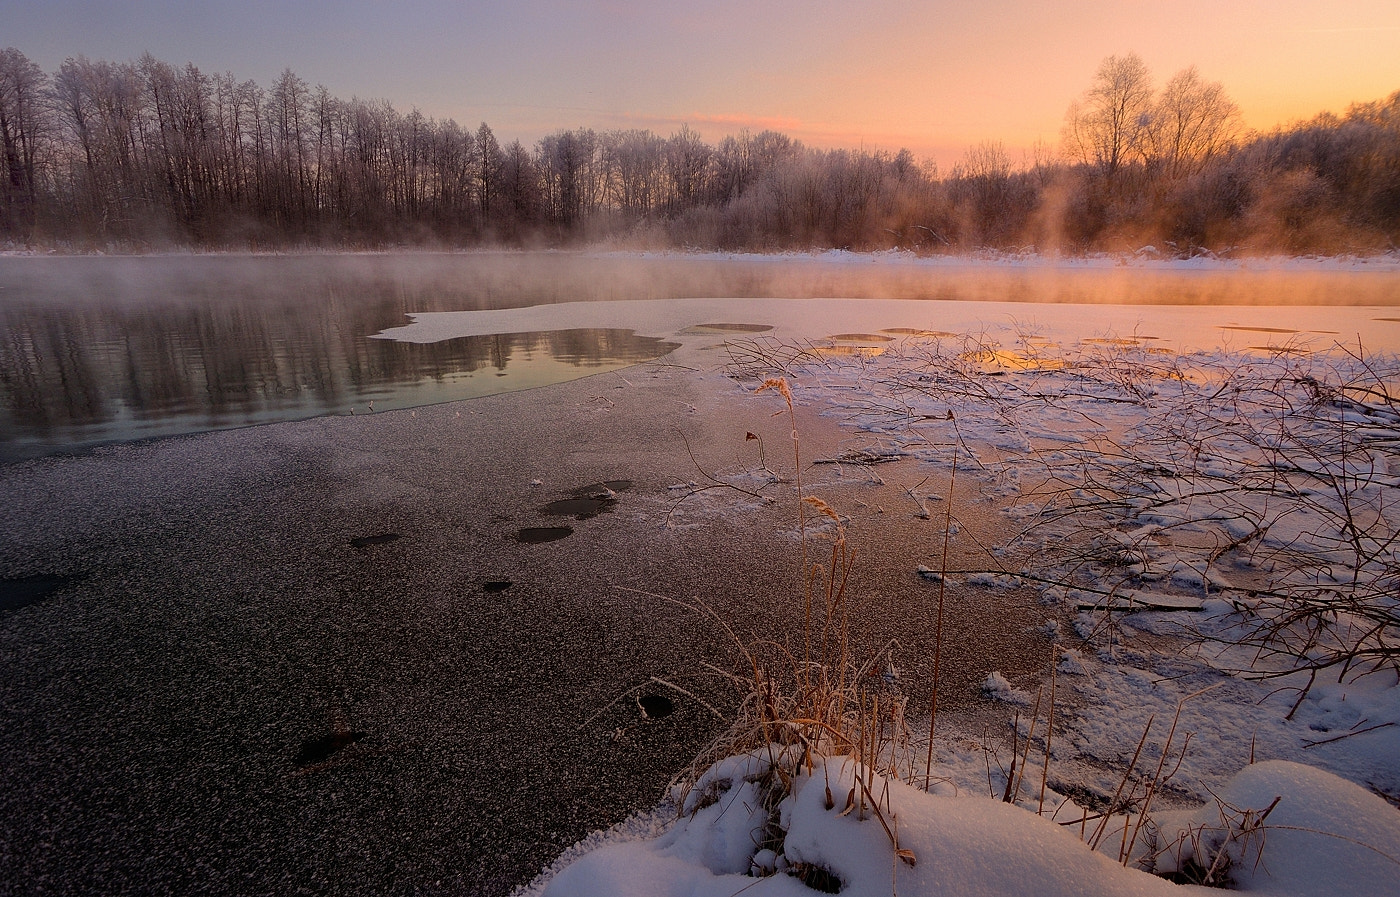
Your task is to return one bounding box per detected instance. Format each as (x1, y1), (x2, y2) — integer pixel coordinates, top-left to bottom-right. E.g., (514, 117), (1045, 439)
(676, 376), (914, 781)
(667, 376), (921, 867)
(1149, 793), (1282, 887)
(672, 524), (911, 789)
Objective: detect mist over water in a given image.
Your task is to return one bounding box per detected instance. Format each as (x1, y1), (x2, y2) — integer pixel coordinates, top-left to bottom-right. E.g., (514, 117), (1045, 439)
(6, 252), (1400, 309)
(2, 251), (1399, 463)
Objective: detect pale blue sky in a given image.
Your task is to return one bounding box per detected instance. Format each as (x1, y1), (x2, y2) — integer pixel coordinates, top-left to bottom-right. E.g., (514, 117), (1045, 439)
(4, 1), (1397, 167)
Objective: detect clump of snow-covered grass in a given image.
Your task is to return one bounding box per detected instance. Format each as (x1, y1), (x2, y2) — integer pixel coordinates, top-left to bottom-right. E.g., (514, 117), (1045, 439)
(1147, 760), (1400, 894)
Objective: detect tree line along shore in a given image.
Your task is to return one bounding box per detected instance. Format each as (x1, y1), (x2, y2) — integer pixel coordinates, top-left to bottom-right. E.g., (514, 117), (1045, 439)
(0, 49), (1396, 255)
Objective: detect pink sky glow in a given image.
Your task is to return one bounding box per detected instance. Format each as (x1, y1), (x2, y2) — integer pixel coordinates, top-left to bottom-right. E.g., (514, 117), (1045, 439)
(4, 0), (1396, 169)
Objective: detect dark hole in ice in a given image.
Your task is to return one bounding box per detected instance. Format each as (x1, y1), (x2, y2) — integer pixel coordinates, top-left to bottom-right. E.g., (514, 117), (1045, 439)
(685, 323), (773, 333)
(483, 580), (513, 593)
(828, 333), (894, 342)
(881, 327), (956, 338)
(350, 533), (400, 549)
(295, 730), (367, 767)
(517, 526), (573, 544)
(1220, 325), (1299, 334)
(790, 863), (843, 893)
(638, 694), (674, 718)
(541, 497), (615, 519)
(0, 575), (77, 612)
(540, 481), (632, 518)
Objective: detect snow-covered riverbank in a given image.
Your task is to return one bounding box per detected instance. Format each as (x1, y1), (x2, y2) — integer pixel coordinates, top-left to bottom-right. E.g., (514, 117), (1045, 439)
(504, 309), (1400, 896)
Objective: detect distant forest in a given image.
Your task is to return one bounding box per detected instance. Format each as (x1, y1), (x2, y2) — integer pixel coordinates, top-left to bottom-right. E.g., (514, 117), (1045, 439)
(0, 48), (1396, 255)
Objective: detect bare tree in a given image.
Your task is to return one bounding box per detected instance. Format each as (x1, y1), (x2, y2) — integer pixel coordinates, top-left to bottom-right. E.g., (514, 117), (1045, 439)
(538, 128), (600, 230)
(1063, 52), (1154, 178)
(137, 55), (222, 236)
(600, 128), (664, 218)
(949, 140), (1037, 248)
(52, 56), (149, 238)
(267, 68), (311, 230)
(474, 122), (502, 227)
(0, 47), (51, 239)
(664, 124), (711, 214)
(712, 130), (754, 204)
(428, 118), (476, 233)
(208, 72), (256, 215)
(309, 84), (343, 220)
(1147, 66), (1242, 179)
(499, 138), (538, 237)
(956, 139), (1011, 182)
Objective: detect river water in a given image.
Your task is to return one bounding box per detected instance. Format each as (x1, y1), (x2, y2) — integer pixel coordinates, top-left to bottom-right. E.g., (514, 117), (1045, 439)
(3, 251), (1399, 463)
(3, 250), (1400, 897)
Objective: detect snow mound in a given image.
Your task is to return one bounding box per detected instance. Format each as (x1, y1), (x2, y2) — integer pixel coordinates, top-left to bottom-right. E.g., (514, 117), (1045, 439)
(534, 756), (1400, 897)
(1154, 760), (1400, 896)
(540, 752), (1182, 897)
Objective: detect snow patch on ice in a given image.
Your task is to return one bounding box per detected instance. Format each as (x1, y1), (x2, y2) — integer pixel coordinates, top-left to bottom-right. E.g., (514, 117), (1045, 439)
(983, 671), (1034, 706)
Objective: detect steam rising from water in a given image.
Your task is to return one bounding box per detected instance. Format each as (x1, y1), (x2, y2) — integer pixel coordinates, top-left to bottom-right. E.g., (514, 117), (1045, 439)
(2, 251), (1398, 463)
(3, 251), (1399, 309)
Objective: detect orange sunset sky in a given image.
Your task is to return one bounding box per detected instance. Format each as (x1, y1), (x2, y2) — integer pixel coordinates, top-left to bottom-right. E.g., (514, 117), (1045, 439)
(4, 0), (1397, 168)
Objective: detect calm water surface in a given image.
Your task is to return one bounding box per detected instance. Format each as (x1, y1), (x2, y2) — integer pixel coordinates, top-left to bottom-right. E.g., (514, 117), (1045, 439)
(2, 252), (1399, 463)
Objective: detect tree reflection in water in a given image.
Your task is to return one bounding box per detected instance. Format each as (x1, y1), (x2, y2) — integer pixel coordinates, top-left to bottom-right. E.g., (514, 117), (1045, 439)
(0, 256), (688, 462)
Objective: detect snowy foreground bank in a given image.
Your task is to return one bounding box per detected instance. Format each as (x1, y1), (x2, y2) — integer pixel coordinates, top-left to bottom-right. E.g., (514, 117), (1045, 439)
(512, 321), (1400, 897)
(535, 749), (1398, 897)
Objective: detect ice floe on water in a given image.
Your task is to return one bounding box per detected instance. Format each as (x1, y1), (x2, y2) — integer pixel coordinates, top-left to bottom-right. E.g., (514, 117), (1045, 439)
(372, 296), (1400, 357)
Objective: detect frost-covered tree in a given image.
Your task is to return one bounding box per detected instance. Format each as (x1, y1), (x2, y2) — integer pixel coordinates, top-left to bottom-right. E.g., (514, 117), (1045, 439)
(52, 56), (149, 236)
(1063, 53), (1154, 178)
(664, 124), (711, 213)
(0, 47), (51, 238)
(600, 128), (664, 217)
(1147, 66), (1241, 179)
(538, 128), (600, 228)
(474, 121), (502, 225)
